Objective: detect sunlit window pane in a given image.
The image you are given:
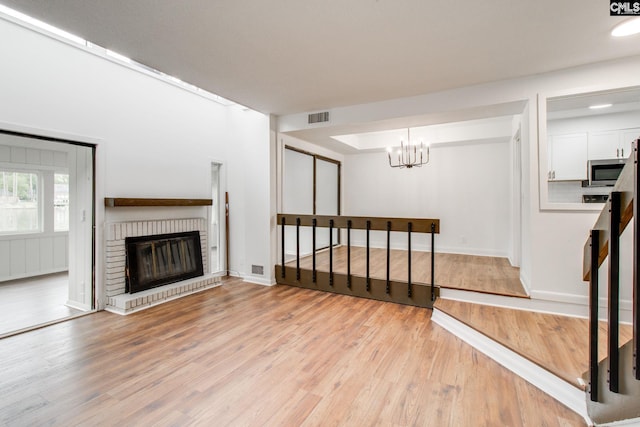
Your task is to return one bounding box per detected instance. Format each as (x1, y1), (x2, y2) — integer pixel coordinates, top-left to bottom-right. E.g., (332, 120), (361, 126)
(54, 173), (69, 232)
(0, 171), (39, 234)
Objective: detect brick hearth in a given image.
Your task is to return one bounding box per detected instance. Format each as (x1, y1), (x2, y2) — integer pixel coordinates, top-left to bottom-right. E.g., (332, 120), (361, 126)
(104, 218), (220, 314)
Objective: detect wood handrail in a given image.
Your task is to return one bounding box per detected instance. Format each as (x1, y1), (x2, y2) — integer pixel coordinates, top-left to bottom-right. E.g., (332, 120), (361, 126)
(582, 154), (635, 281)
(277, 214), (440, 234)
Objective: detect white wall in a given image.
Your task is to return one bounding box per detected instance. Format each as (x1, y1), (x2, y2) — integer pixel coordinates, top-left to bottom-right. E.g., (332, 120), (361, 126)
(0, 16), (272, 304)
(342, 138), (511, 256)
(278, 55), (640, 316)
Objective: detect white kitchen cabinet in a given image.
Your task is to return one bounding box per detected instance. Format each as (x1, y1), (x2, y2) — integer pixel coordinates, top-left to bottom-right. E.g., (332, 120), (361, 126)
(548, 133), (588, 181)
(588, 128), (640, 160)
(621, 128), (640, 157)
(588, 131), (620, 159)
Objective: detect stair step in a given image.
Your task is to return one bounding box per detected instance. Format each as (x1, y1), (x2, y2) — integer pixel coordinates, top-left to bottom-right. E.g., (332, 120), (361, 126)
(434, 298), (632, 390)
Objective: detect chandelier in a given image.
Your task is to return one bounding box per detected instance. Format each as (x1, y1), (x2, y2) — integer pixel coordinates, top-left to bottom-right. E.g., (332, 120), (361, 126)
(386, 128), (430, 168)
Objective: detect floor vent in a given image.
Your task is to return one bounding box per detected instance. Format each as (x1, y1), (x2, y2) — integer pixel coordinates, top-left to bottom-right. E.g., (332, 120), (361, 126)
(308, 111), (329, 124)
(251, 265), (264, 275)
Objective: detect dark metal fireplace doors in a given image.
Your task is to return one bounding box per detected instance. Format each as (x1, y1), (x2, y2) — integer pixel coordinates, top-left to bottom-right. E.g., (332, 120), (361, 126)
(125, 231), (203, 294)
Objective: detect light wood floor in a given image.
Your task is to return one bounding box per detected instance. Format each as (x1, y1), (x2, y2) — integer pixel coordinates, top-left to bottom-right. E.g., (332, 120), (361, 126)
(288, 246), (527, 297)
(0, 278), (584, 426)
(435, 299), (633, 389)
(0, 272), (83, 337)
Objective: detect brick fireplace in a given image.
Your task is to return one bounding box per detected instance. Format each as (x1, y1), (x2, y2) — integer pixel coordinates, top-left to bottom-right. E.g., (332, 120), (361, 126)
(104, 217), (220, 314)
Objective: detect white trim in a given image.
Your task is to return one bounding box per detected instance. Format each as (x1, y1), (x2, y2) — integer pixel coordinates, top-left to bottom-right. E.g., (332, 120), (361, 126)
(0, 310), (95, 340)
(600, 418), (640, 427)
(243, 275), (277, 286)
(537, 85), (640, 212)
(65, 300), (91, 311)
(441, 287), (633, 324)
(519, 270), (532, 295)
(530, 290), (633, 324)
(439, 288), (589, 318)
(431, 309), (591, 425)
(0, 120), (102, 146)
(531, 289), (633, 310)
(0, 267), (68, 283)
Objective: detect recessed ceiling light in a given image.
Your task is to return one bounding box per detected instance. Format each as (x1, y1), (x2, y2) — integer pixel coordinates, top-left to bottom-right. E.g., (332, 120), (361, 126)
(589, 103), (613, 110)
(612, 17), (640, 37)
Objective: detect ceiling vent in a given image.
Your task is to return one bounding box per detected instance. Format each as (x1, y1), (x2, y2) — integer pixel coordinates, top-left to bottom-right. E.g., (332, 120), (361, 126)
(308, 111), (330, 124)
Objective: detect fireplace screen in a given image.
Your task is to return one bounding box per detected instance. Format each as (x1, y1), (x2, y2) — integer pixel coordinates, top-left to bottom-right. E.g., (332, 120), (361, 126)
(125, 231), (204, 293)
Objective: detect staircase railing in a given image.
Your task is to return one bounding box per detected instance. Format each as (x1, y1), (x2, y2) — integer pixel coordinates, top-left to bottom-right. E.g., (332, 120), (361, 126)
(275, 214), (440, 308)
(583, 139), (639, 403)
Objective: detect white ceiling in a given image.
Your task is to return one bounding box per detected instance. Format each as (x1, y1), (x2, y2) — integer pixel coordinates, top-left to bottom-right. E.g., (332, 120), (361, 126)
(331, 115), (515, 153)
(2, 0), (640, 116)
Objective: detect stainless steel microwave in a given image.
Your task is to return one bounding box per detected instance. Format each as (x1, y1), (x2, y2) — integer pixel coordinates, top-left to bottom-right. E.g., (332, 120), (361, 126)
(588, 158), (626, 187)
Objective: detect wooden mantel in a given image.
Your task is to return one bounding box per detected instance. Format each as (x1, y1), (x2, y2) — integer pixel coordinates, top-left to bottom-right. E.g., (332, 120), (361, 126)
(104, 198), (212, 207)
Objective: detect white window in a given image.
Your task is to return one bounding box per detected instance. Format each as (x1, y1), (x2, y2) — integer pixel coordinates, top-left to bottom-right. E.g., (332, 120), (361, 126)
(0, 170), (39, 234)
(54, 173), (69, 232)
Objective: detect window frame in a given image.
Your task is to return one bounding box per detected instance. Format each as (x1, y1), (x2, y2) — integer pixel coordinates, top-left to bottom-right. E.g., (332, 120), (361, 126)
(0, 168), (42, 236)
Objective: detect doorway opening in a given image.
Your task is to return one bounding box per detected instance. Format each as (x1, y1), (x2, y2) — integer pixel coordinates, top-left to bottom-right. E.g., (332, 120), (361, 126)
(210, 162), (222, 274)
(0, 130), (95, 337)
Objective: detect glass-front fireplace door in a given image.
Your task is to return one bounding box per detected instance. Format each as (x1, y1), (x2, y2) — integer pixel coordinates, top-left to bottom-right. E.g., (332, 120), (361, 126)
(125, 231), (204, 293)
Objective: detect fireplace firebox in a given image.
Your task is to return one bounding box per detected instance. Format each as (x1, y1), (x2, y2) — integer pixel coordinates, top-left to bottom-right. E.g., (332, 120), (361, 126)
(125, 231), (204, 294)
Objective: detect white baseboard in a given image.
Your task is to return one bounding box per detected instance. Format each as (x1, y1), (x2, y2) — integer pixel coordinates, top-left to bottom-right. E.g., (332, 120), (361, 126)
(442, 287), (633, 325)
(529, 290), (633, 324)
(519, 271), (532, 295)
(65, 300), (91, 311)
(242, 275), (276, 286)
(0, 267), (68, 283)
(600, 417), (640, 426)
(431, 309), (591, 425)
(439, 287), (591, 319)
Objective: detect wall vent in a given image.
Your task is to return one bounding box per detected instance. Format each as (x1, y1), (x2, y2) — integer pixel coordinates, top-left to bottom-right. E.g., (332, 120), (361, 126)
(308, 111), (329, 124)
(251, 264), (264, 275)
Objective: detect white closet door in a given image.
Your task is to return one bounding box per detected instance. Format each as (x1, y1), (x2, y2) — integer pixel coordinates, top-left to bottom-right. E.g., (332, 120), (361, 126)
(67, 144), (94, 310)
(283, 149), (314, 258)
(315, 158), (339, 249)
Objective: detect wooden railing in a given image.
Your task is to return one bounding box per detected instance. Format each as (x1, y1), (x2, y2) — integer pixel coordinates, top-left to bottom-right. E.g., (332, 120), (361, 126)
(583, 139), (639, 404)
(275, 214), (440, 308)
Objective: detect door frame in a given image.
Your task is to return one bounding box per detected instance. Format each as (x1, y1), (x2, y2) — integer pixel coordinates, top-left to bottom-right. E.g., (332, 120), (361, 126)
(283, 145), (341, 250)
(0, 124), (97, 310)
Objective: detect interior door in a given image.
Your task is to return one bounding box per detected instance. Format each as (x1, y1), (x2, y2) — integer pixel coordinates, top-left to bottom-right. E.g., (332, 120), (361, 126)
(66, 143), (94, 310)
(315, 158), (339, 249)
(283, 148), (314, 259)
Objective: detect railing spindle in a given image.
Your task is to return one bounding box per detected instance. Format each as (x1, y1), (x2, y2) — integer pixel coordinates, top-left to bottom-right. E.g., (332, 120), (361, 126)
(608, 191), (621, 393)
(296, 217), (301, 280)
(431, 222), (436, 302)
(366, 220), (371, 292)
(281, 216), (286, 278)
(312, 218), (317, 283)
(386, 221), (391, 295)
(408, 222), (412, 299)
(347, 220), (352, 289)
(329, 219), (334, 287)
(589, 229), (600, 402)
